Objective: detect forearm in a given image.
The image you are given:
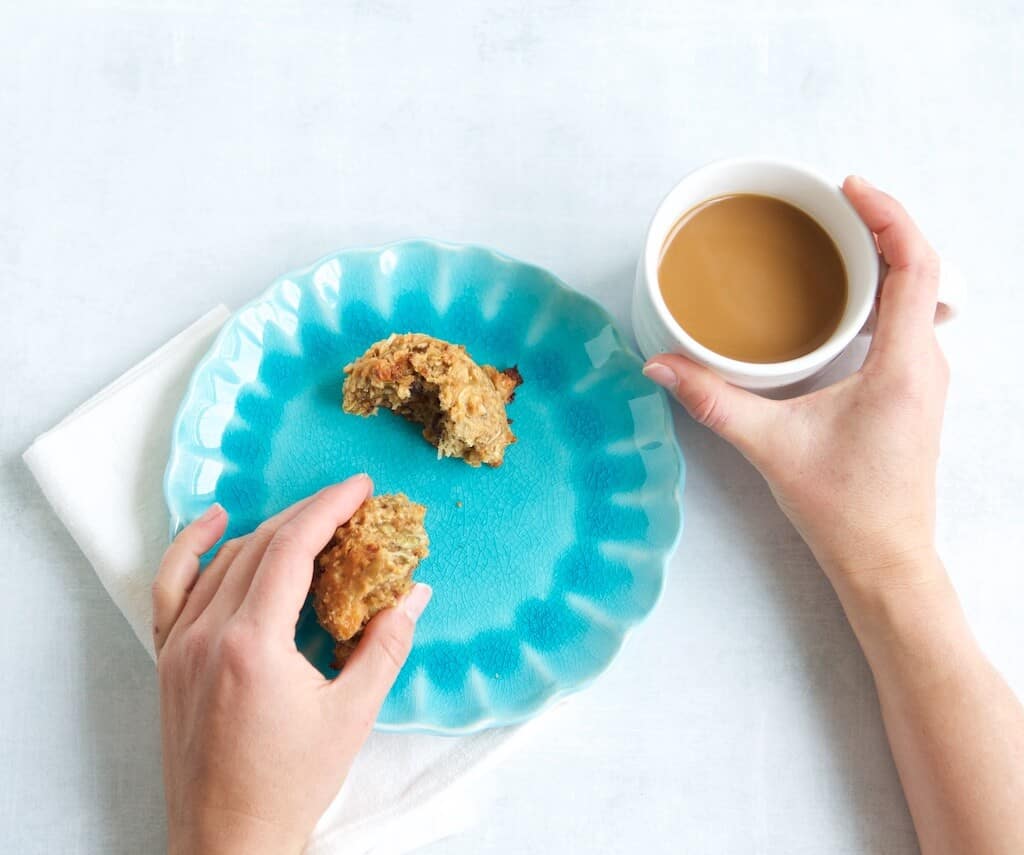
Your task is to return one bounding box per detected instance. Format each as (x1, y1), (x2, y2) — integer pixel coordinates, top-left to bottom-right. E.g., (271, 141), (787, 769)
(836, 559), (1024, 855)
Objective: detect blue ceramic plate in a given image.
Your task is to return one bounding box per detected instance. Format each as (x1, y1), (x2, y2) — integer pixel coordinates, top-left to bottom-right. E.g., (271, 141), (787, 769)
(164, 240), (684, 734)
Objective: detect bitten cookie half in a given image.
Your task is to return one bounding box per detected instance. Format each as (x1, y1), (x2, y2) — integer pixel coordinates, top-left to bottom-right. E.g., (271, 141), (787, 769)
(311, 493), (429, 668)
(342, 333), (522, 467)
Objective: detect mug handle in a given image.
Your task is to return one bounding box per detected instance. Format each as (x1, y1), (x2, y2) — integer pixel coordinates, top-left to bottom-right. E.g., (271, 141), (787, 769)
(859, 256), (963, 335)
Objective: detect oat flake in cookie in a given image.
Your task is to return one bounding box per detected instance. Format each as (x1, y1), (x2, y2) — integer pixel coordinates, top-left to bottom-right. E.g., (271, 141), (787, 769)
(342, 333), (522, 467)
(311, 493), (429, 668)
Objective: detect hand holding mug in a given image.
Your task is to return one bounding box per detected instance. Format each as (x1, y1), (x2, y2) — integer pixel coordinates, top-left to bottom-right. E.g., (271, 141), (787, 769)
(643, 177), (949, 599)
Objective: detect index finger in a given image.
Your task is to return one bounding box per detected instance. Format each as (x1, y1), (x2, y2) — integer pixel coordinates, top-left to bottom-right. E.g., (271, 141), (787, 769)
(238, 475), (373, 635)
(843, 176), (940, 354)
(152, 504), (227, 655)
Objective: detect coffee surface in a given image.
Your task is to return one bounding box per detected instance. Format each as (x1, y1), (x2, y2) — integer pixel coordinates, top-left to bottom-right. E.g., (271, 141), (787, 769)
(658, 194), (847, 363)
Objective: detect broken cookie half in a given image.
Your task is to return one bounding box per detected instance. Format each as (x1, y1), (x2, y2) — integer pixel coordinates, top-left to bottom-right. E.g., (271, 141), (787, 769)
(311, 493), (429, 669)
(342, 333), (522, 467)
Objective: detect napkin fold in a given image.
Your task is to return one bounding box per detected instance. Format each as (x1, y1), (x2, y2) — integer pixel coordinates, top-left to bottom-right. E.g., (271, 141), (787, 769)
(23, 306), (518, 855)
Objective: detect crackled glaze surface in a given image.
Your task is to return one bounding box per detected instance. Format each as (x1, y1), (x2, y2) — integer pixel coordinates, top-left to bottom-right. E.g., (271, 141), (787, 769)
(164, 240), (684, 733)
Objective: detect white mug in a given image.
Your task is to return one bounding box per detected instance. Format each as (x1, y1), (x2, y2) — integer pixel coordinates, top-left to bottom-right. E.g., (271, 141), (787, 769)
(632, 158), (961, 390)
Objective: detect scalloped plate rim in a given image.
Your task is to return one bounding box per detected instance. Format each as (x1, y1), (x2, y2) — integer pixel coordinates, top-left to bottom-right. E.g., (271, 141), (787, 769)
(163, 238), (685, 735)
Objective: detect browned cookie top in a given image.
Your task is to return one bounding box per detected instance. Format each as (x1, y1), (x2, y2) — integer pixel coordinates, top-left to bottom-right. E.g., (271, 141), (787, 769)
(342, 333), (522, 467)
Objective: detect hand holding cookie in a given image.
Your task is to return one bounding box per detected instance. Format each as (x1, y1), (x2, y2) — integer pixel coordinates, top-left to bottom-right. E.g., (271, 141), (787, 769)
(152, 477), (431, 855)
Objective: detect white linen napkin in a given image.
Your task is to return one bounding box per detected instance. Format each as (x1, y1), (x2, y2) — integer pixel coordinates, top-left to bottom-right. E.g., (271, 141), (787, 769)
(23, 306), (519, 855)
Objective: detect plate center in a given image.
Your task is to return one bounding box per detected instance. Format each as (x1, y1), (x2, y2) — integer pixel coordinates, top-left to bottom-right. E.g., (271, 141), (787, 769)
(260, 367), (576, 643)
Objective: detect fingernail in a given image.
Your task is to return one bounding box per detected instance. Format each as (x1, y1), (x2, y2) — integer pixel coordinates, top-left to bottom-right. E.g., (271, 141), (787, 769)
(197, 503), (224, 524)
(402, 584), (432, 623)
(852, 175), (873, 188)
(642, 362), (676, 390)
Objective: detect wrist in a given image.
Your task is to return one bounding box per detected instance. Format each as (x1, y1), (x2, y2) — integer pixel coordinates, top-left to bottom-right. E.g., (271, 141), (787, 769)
(831, 553), (979, 686)
(821, 536), (943, 593)
(168, 808), (307, 855)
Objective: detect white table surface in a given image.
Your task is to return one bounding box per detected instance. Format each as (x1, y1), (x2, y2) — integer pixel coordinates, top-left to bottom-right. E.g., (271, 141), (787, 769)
(2, 2), (1022, 853)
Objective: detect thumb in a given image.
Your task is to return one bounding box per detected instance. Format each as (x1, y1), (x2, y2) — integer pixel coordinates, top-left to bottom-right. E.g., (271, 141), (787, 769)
(331, 583), (432, 716)
(643, 355), (779, 461)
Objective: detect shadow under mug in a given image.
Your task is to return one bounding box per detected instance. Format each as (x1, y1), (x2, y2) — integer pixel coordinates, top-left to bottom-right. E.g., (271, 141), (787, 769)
(632, 158), (961, 391)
